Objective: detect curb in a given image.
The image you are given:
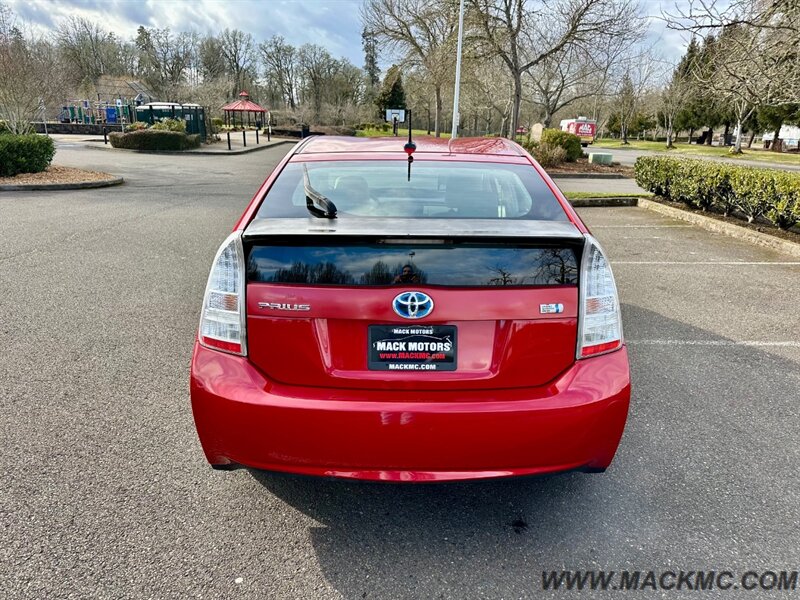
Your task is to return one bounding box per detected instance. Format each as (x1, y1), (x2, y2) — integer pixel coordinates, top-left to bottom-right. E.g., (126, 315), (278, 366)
(637, 198), (800, 258)
(186, 139), (296, 155)
(549, 173), (626, 180)
(569, 197), (639, 207)
(90, 140), (295, 155)
(0, 176), (124, 191)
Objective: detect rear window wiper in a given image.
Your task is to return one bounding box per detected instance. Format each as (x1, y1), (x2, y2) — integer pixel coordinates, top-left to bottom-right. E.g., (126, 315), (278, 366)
(303, 163), (337, 219)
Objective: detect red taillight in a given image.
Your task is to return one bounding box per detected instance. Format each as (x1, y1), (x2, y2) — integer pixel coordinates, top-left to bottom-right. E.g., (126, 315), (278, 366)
(200, 336), (242, 354)
(577, 236), (623, 359)
(580, 339), (622, 357)
(198, 232), (247, 356)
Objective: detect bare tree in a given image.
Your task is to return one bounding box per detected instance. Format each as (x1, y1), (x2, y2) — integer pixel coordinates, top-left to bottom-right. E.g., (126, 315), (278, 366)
(462, 55), (514, 135)
(526, 28), (636, 129)
(660, 70), (689, 148)
(57, 17), (129, 83)
(135, 27), (194, 100)
(297, 44), (337, 119)
(219, 28), (256, 98)
(0, 6), (67, 133)
(362, 0), (459, 137)
(198, 35), (226, 82)
(260, 36), (298, 109)
(470, 0), (644, 138)
(666, 0), (800, 152)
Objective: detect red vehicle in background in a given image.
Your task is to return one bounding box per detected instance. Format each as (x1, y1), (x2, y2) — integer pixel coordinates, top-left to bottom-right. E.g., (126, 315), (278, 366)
(561, 117), (597, 147)
(190, 136), (630, 482)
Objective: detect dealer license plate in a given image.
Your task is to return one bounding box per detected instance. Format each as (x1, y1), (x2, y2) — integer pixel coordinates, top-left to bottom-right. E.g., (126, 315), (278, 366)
(368, 325), (457, 371)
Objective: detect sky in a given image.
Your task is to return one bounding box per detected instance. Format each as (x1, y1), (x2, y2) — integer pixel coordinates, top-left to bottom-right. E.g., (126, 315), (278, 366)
(7, 0), (691, 67)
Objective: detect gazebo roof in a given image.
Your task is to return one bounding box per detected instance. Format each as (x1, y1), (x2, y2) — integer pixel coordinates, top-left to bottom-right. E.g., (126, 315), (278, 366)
(221, 92), (267, 113)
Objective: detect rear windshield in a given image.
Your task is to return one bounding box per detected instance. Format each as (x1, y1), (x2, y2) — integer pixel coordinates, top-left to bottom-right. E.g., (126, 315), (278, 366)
(255, 160), (567, 220)
(247, 242), (578, 287)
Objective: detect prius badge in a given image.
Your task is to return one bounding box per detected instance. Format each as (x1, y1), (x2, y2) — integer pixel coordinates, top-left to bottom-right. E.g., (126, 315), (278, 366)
(393, 291), (434, 319)
(258, 302), (311, 311)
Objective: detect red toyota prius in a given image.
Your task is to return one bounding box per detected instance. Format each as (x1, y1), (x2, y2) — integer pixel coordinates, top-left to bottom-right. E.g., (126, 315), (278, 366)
(190, 136), (630, 482)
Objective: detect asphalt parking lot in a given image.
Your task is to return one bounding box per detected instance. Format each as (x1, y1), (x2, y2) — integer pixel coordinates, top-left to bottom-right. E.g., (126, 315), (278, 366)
(2, 143), (799, 599)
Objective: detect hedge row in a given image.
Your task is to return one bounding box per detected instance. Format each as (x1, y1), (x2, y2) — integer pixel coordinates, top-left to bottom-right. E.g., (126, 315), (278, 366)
(109, 130), (201, 151)
(0, 134), (56, 177)
(634, 156), (800, 230)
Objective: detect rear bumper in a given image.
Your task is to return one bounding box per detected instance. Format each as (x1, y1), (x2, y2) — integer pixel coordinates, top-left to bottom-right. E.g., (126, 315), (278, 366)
(190, 343), (630, 482)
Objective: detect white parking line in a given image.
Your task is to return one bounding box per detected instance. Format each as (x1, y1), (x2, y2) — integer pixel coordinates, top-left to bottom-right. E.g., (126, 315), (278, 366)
(613, 261), (800, 266)
(628, 340), (800, 348)
(592, 225), (694, 228)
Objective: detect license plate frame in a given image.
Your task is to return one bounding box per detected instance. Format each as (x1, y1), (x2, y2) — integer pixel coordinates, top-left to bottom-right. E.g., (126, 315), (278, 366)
(368, 324), (457, 371)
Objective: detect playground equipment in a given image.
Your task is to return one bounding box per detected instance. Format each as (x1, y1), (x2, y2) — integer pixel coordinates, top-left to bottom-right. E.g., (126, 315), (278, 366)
(60, 99), (136, 125)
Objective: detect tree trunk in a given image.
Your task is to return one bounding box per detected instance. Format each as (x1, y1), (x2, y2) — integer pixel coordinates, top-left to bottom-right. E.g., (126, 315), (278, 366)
(542, 108), (552, 129)
(688, 128), (694, 144)
(434, 86), (442, 138)
(733, 118), (744, 153)
(426, 103), (431, 135)
(621, 119), (629, 145)
(771, 122), (783, 152)
(666, 119), (674, 149)
(747, 130), (756, 148)
(705, 128), (712, 145)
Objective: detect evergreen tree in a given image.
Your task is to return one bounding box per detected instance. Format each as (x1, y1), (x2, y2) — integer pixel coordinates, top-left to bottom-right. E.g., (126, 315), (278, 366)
(362, 28), (380, 90)
(674, 37), (705, 142)
(757, 103), (800, 150)
(375, 65), (406, 116)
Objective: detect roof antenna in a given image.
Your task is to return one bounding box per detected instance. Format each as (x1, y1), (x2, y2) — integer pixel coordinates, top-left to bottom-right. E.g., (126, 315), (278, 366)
(403, 109), (415, 182)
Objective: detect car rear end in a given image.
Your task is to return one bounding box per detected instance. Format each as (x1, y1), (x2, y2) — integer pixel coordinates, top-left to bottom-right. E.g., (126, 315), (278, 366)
(190, 137), (630, 481)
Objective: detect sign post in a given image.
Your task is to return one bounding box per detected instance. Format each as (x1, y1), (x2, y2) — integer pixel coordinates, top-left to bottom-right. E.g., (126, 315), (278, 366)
(386, 108), (406, 138)
(450, 0), (466, 139)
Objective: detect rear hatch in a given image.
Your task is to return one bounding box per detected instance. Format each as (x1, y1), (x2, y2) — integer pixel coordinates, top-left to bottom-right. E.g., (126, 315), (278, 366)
(243, 218), (584, 391)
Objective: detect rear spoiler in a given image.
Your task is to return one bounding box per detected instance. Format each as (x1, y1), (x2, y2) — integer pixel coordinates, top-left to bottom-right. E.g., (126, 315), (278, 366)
(243, 217), (585, 241)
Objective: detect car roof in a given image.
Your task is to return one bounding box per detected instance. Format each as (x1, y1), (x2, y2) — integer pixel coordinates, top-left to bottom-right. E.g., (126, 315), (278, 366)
(295, 136), (526, 157)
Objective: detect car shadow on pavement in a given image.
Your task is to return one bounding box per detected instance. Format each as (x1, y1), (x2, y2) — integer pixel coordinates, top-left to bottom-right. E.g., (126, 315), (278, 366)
(248, 304), (800, 599)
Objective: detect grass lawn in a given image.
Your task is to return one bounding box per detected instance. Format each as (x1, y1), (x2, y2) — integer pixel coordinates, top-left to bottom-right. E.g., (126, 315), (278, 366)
(356, 127), (451, 139)
(563, 191), (653, 200)
(592, 138), (800, 166)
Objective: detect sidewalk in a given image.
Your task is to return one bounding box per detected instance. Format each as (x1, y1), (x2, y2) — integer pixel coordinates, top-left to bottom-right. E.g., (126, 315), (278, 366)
(554, 176), (647, 195)
(49, 133), (296, 155)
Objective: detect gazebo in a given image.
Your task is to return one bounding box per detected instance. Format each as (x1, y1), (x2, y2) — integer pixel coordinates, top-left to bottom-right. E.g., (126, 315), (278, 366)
(221, 91), (268, 129)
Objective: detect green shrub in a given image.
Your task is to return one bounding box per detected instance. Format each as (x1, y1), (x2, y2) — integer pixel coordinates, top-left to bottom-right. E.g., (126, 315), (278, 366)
(150, 118), (186, 132)
(0, 120), (10, 135)
(109, 130), (200, 151)
(531, 142), (567, 168)
(704, 162), (737, 216)
(127, 121), (148, 131)
(0, 134), (56, 176)
(540, 129), (582, 162)
(729, 167), (775, 223)
(634, 156), (681, 198)
(519, 138), (538, 153)
(669, 159), (723, 210)
(768, 171), (800, 229)
(635, 155), (800, 228)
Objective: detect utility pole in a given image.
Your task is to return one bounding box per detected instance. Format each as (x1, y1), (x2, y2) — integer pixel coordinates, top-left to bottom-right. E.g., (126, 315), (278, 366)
(450, 0), (466, 139)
